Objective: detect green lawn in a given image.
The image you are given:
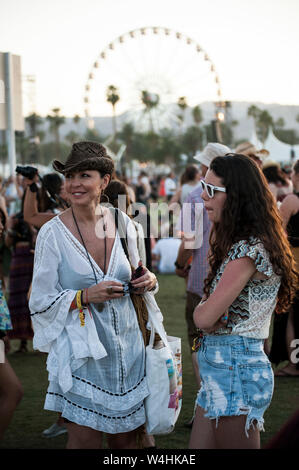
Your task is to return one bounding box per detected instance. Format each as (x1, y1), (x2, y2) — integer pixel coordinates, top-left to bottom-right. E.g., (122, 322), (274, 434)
(1, 274), (298, 449)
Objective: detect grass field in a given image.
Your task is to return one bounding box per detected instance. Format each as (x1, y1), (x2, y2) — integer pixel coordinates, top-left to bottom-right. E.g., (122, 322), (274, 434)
(1, 274), (298, 449)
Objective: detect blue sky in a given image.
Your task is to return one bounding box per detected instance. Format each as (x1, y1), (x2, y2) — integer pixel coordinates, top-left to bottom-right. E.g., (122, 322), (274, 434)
(0, 0), (298, 116)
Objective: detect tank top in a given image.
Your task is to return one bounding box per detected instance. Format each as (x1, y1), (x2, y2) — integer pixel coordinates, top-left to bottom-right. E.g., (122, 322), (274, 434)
(180, 182), (201, 204)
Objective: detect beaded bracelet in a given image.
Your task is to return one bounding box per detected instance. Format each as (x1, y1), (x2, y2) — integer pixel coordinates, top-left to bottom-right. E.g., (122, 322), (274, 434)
(76, 290), (85, 327)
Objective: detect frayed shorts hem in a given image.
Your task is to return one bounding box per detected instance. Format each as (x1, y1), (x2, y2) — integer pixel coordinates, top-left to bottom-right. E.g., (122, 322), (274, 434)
(196, 401), (265, 438)
(195, 335), (273, 438)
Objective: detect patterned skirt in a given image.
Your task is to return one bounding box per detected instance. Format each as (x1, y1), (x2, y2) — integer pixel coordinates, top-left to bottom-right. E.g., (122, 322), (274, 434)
(7, 244), (34, 340)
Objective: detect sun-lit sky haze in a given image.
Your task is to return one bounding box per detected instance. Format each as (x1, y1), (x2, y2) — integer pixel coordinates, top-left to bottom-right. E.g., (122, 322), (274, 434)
(0, 0), (298, 117)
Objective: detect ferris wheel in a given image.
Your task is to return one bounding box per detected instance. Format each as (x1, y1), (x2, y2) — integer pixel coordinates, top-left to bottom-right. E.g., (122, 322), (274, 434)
(83, 26), (223, 133)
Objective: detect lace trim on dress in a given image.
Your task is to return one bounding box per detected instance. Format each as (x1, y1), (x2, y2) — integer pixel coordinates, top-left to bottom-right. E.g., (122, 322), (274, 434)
(45, 391), (146, 433)
(46, 391), (144, 419)
(30, 290), (71, 316)
(47, 368), (149, 411)
(72, 373), (146, 397)
(57, 218), (103, 277)
(56, 216), (119, 279)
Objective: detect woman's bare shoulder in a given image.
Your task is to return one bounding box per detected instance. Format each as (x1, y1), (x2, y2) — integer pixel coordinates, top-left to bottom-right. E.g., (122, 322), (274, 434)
(281, 193), (299, 210)
(58, 208), (72, 224)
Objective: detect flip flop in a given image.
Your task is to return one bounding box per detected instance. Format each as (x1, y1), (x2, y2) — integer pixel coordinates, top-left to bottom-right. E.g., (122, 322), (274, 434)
(274, 369), (299, 378)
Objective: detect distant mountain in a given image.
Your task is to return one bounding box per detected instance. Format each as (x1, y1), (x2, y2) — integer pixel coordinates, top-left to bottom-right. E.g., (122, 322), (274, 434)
(37, 101), (299, 143)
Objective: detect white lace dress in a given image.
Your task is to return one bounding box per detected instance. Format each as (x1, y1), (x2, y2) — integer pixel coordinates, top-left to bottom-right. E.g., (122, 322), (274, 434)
(29, 214), (150, 433)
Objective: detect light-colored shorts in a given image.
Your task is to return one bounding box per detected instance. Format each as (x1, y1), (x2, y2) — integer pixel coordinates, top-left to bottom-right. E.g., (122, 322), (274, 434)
(196, 335), (274, 436)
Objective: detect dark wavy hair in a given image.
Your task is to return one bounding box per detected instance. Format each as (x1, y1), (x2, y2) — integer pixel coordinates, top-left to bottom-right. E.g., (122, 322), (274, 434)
(102, 179), (130, 212)
(0, 208), (6, 228)
(180, 165), (199, 185)
(263, 165), (289, 186)
(40, 173), (63, 212)
(204, 153), (298, 313)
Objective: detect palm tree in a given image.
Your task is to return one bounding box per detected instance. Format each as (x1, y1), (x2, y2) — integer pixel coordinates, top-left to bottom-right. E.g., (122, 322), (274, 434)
(106, 85), (120, 138)
(182, 125), (204, 160)
(257, 110), (273, 144)
(25, 113), (43, 138)
(36, 130), (46, 165)
(15, 131), (30, 164)
(177, 96), (188, 131)
(118, 122), (135, 172)
(73, 114), (81, 140)
(46, 108), (65, 159)
(65, 131), (80, 145)
(84, 127), (103, 142)
(73, 114), (81, 126)
(247, 104), (261, 122)
(25, 113), (43, 163)
(0, 143), (7, 175)
(192, 105), (203, 127)
(141, 90), (160, 133)
(274, 117), (285, 130)
(247, 105), (273, 143)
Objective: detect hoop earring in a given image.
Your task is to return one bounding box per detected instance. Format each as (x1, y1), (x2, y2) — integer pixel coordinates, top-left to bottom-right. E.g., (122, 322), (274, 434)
(100, 193), (110, 204)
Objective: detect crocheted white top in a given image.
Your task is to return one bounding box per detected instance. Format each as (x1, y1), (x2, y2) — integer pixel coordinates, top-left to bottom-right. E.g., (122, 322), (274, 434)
(209, 238), (281, 339)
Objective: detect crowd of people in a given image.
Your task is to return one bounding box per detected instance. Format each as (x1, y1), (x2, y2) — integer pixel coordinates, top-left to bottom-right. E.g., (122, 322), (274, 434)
(0, 138), (298, 449)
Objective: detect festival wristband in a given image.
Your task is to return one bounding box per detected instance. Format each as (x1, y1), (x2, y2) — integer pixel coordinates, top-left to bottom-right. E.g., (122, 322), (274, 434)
(76, 290), (83, 309)
(76, 290), (85, 326)
(84, 288), (89, 305)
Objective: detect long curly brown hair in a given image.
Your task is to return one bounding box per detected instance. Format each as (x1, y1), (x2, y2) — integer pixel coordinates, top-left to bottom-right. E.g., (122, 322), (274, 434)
(204, 153), (298, 313)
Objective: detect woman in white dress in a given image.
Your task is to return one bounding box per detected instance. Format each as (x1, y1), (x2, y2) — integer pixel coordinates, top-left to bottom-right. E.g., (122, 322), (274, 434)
(29, 142), (157, 449)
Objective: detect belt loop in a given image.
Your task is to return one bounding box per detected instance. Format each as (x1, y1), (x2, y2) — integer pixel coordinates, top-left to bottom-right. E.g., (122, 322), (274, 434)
(243, 337), (249, 351)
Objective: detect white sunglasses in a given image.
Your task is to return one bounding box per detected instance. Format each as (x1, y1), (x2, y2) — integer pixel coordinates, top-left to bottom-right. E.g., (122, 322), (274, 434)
(200, 179), (226, 198)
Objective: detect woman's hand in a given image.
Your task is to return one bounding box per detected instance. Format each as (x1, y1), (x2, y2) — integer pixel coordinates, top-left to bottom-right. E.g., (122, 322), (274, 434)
(23, 174), (39, 187)
(6, 216), (15, 231)
(202, 313), (229, 334)
(130, 262), (157, 293)
(84, 280), (124, 304)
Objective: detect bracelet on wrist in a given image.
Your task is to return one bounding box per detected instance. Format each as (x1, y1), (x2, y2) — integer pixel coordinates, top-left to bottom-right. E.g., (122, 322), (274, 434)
(29, 182), (38, 193)
(81, 288), (89, 306)
(174, 260), (184, 270)
(148, 277), (158, 292)
(76, 290), (85, 327)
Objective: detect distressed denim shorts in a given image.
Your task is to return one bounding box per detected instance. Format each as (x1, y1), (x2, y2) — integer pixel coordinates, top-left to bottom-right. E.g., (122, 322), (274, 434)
(196, 335), (274, 436)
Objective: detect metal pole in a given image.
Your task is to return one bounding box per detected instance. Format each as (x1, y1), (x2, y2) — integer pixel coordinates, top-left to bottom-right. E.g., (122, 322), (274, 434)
(4, 52), (16, 175)
(215, 119), (223, 143)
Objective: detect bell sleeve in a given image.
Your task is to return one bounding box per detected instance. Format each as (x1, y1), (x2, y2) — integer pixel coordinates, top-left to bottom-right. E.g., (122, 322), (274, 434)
(29, 223), (76, 353)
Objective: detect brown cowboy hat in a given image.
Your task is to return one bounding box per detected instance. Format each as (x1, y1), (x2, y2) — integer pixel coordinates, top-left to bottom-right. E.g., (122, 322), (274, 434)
(53, 141), (114, 175)
(235, 142), (269, 161)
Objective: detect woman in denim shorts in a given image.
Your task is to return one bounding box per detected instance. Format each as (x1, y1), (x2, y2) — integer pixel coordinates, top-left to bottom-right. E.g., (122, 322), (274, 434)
(189, 154), (298, 449)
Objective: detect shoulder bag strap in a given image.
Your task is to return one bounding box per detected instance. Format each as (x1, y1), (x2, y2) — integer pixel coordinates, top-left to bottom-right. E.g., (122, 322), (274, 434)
(113, 207), (131, 264)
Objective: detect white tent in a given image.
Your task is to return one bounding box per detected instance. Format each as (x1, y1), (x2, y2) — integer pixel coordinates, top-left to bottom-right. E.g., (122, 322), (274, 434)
(249, 128), (263, 149)
(263, 128), (299, 164)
